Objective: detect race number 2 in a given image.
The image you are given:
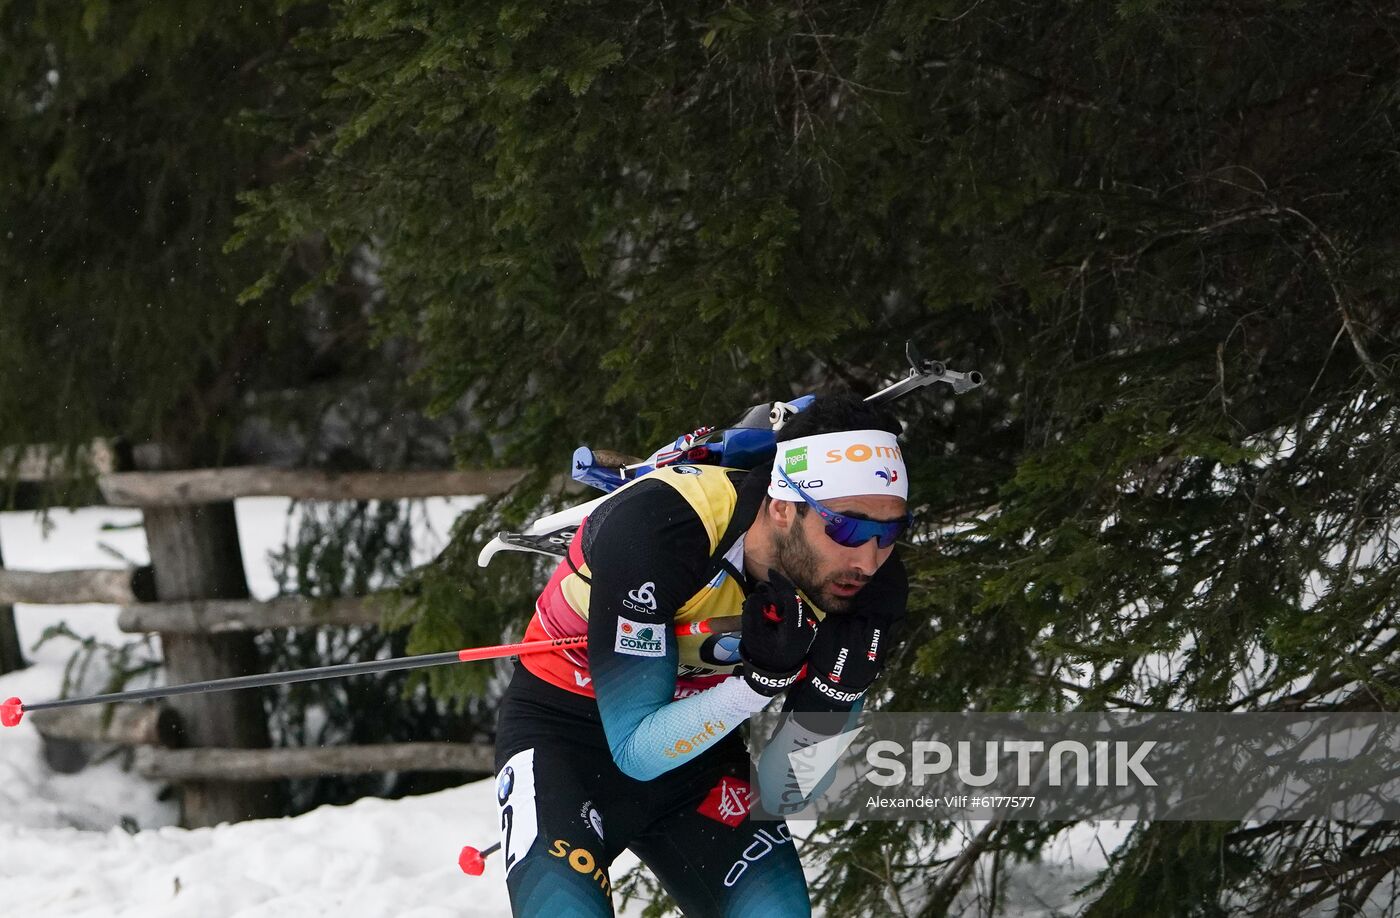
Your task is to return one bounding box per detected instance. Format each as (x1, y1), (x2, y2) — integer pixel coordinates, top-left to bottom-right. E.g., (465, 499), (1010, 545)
(495, 749), (540, 876)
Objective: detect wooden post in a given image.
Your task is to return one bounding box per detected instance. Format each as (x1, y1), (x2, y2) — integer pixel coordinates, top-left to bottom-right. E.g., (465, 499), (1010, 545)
(0, 540), (25, 675)
(137, 448), (282, 827)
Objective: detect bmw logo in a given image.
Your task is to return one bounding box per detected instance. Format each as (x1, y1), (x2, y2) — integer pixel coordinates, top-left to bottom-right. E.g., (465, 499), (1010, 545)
(497, 766), (515, 804)
(700, 633), (743, 666)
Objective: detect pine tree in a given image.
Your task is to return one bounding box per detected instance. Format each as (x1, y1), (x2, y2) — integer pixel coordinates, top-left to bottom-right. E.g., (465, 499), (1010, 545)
(240, 1), (1400, 910)
(13, 0), (1397, 908)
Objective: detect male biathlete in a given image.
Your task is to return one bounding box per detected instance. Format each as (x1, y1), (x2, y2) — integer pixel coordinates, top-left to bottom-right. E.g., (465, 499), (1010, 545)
(493, 393), (911, 916)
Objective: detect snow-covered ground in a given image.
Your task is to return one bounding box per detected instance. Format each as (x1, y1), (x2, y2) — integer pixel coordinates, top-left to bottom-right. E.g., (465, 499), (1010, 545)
(2, 779), (521, 917)
(0, 500), (1123, 916)
(0, 499), (570, 917)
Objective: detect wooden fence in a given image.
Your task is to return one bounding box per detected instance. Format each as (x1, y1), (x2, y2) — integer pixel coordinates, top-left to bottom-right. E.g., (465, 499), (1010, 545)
(2, 441), (522, 827)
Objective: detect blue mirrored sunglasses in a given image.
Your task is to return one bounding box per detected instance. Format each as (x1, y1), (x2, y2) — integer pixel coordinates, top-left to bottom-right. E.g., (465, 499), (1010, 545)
(775, 467), (913, 549)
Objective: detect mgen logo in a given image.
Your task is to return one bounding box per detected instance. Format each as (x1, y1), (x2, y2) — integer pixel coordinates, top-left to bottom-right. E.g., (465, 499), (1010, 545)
(784, 447), (809, 474)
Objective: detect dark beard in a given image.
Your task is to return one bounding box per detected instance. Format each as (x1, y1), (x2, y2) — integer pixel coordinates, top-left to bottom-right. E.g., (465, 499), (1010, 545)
(774, 519), (853, 613)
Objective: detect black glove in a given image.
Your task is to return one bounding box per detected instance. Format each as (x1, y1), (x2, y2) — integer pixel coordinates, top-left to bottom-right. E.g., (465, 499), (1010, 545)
(792, 554), (908, 710)
(739, 569), (817, 696)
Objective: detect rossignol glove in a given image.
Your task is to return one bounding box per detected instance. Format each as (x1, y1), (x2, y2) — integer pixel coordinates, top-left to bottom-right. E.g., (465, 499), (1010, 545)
(793, 553), (908, 710)
(739, 569), (818, 696)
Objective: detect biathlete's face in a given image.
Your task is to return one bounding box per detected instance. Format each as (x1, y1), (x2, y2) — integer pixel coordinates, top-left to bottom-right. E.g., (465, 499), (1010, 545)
(773, 492), (906, 613)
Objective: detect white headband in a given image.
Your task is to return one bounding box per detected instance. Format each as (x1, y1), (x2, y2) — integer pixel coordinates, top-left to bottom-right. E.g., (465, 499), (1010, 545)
(768, 429), (909, 502)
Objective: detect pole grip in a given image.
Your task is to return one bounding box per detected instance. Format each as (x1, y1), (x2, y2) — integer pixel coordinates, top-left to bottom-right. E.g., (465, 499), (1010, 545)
(680, 615), (742, 635)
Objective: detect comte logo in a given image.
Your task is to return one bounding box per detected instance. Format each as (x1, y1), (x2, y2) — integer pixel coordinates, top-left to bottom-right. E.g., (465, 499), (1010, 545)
(784, 447), (808, 474)
(615, 616), (665, 657)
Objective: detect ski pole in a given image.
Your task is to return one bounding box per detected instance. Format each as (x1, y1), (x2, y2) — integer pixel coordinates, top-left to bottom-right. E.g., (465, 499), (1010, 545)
(459, 841), (502, 876)
(0, 614), (742, 728)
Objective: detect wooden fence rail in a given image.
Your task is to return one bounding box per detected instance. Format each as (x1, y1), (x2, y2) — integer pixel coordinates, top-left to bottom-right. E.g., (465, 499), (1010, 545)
(29, 702), (182, 747)
(30, 704), (494, 783)
(6, 453), (521, 824)
(2, 439), (120, 480)
(100, 467), (528, 506)
(0, 567), (157, 605)
(117, 595), (398, 635)
(135, 742), (495, 781)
